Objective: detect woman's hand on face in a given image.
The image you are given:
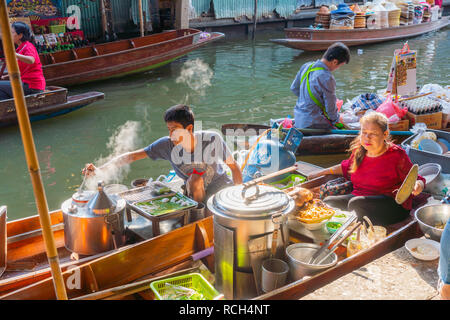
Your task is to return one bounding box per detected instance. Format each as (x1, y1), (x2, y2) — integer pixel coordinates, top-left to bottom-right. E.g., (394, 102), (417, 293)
(412, 180), (425, 196)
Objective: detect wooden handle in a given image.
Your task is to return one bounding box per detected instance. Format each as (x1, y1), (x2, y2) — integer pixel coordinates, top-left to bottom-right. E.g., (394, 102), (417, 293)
(398, 92), (432, 102)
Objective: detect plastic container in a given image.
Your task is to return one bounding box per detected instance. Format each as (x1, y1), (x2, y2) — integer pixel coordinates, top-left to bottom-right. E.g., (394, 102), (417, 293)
(418, 139), (443, 154)
(150, 273), (220, 300)
(402, 129), (450, 173)
(326, 221), (342, 234)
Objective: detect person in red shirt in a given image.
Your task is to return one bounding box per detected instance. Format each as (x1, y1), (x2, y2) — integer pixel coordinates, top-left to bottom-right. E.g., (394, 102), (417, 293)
(308, 112), (426, 226)
(0, 22), (46, 100)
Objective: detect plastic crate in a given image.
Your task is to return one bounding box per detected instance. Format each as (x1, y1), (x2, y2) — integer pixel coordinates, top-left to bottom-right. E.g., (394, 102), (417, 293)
(150, 273), (220, 300)
(401, 129), (450, 173)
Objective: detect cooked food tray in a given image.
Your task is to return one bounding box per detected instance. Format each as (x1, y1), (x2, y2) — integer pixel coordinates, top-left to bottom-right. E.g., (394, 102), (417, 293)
(130, 192), (197, 217)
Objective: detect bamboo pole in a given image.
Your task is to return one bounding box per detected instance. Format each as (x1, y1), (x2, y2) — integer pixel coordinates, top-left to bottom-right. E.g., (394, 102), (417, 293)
(0, 1), (67, 300)
(139, 0), (144, 37)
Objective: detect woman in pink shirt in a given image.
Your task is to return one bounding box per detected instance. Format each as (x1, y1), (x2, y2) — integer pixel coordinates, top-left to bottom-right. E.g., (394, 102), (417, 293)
(0, 22), (46, 100)
(309, 112), (426, 226)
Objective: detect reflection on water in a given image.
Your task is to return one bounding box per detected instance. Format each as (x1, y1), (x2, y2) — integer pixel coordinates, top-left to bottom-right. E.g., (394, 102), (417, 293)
(0, 29), (448, 219)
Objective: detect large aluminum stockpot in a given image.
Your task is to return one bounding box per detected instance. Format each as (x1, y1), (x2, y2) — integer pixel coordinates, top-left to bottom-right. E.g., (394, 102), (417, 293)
(207, 184), (295, 299)
(62, 182), (127, 256)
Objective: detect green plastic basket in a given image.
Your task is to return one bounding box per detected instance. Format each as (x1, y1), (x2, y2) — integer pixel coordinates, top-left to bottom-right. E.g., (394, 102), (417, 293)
(269, 173), (307, 190)
(150, 273), (220, 300)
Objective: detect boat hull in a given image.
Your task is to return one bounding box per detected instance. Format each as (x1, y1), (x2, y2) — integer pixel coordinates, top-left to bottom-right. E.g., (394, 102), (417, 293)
(0, 87), (104, 127)
(41, 29), (224, 86)
(271, 17), (449, 51)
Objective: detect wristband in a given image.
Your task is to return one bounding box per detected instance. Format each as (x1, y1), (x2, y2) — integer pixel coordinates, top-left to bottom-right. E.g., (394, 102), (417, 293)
(188, 169), (205, 176)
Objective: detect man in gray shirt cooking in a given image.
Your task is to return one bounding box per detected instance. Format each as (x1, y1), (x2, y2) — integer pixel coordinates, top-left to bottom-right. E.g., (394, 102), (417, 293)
(83, 104), (242, 206)
(290, 42), (350, 129)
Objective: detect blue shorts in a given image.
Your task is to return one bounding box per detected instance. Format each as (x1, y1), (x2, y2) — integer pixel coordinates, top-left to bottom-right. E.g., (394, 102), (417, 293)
(439, 221), (450, 284)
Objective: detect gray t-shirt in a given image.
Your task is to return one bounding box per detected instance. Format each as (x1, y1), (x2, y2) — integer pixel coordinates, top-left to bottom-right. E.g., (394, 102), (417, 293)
(144, 131), (233, 190)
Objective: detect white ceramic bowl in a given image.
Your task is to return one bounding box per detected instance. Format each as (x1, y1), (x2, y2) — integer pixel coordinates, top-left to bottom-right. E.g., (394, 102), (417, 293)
(405, 238), (440, 261)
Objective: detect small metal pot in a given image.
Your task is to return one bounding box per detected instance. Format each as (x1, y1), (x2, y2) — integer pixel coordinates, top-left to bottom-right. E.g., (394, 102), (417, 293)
(286, 243), (338, 281)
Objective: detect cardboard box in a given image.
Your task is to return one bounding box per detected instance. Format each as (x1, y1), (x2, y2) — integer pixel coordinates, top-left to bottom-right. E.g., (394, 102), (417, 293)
(405, 111), (442, 129)
(389, 119), (409, 131)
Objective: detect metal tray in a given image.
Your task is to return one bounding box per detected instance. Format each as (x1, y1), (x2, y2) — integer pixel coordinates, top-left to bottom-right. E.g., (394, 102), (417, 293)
(129, 192), (197, 220)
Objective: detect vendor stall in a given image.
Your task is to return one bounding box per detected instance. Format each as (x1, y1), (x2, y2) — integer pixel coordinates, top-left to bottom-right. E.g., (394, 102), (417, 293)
(6, 0), (89, 54)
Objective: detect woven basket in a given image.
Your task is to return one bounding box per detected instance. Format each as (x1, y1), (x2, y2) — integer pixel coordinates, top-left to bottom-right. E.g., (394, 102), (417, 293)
(388, 9), (401, 27)
(354, 14), (366, 28)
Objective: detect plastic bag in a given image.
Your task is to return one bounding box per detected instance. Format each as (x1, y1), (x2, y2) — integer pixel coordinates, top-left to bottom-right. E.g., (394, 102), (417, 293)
(410, 124), (438, 149)
(376, 94), (407, 118)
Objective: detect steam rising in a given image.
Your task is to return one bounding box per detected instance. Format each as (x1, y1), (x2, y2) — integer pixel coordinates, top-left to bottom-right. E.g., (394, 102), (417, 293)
(85, 121), (142, 189)
(176, 58), (213, 96)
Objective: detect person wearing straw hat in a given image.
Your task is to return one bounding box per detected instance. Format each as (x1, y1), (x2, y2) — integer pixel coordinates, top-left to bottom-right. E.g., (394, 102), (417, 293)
(308, 112), (426, 226)
(0, 21), (45, 100)
(290, 42), (350, 129)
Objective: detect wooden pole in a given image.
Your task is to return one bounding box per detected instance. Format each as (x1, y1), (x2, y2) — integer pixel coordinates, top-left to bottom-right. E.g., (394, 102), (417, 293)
(0, 0), (68, 300)
(138, 0), (144, 36)
(252, 0), (258, 40)
(100, 0), (108, 39)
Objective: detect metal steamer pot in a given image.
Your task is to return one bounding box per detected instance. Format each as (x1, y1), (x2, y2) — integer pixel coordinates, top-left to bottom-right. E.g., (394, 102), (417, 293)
(207, 183), (295, 300)
(62, 181), (127, 255)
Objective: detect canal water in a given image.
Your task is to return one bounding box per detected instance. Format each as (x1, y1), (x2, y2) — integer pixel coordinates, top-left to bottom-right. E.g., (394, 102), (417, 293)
(1, 28), (449, 220)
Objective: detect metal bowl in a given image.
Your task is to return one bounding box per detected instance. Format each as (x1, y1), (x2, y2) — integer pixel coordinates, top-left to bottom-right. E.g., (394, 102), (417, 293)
(285, 243), (338, 281)
(414, 203), (450, 242)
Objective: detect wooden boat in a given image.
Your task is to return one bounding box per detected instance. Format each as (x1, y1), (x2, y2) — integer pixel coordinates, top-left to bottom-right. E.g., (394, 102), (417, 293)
(0, 86), (104, 127)
(0, 164), (425, 300)
(40, 29), (224, 86)
(270, 16), (449, 51)
(221, 123), (417, 156)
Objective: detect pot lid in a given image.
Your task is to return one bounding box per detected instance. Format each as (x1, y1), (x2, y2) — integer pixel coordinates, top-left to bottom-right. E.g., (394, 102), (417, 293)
(87, 181), (117, 215)
(211, 184), (291, 219)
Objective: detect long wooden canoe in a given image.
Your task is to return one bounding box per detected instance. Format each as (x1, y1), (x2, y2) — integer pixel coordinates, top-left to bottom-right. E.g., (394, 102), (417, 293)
(271, 16), (449, 51)
(40, 29), (224, 86)
(221, 123), (418, 156)
(0, 86), (104, 127)
(0, 172), (424, 300)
